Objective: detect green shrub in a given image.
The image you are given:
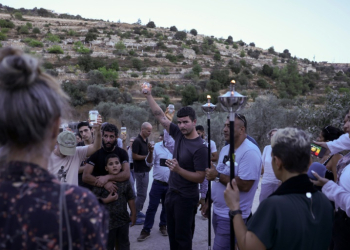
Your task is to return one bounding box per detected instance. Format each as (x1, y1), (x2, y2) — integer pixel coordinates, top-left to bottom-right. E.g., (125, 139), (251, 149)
(249, 42), (255, 47)
(240, 50), (246, 57)
(239, 59), (247, 67)
(14, 12), (23, 20)
(132, 58), (143, 70)
(0, 20), (15, 29)
(32, 27), (41, 34)
(78, 55), (106, 72)
(181, 85), (199, 105)
(18, 26), (29, 34)
(131, 73), (138, 78)
(257, 79), (268, 89)
(42, 62), (54, 69)
(146, 21), (156, 28)
(129, 50), (136, 56)
(108, 60), (119, 71)
(27, 39), (43, 47)
(73, 41), (90, 54)
(214, 53), (221, 61)
(46, 33), (60, 42)
(87, 70), (106, 85)
(232, 43), (238, 49)
(166, 54), (177, 63)
(338, 88), (350, 93)
(190, 29), (197, 36)
(62, 81), (87, 106)
(67, 29), (77, 36)
(26, 22), (33, 29)
(152, 86), (165, 97)
(210, 69), (230, 86)
(85, 32), (97, 43)
(98, 67), (118, 81)
(272, 57), (278, 65)
(262, 64), (273, 77)
(1, 28), (9, 33)
(192, 64), (202, 76)
(228, 60), (241, 74)
(0, 33), (6, 41)
(170, 26), (178, 32)
(174, 31), (187, 40)
(47, 45), (64, 54)
(206, 80), (221, 92)
(268, 46), (275, 54)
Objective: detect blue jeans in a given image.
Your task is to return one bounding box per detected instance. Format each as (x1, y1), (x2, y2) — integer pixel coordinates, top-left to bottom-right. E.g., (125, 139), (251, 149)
(129, 169), (135, 195)
(143, 180), (168, 233)
(212, 212), (248, 250)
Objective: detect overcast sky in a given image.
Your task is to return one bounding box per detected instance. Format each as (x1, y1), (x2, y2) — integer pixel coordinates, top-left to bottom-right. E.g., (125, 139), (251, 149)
(4, 0), (350, 63)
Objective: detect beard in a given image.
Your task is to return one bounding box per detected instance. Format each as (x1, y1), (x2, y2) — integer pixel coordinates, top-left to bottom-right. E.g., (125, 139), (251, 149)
(102, 140), (116, 151)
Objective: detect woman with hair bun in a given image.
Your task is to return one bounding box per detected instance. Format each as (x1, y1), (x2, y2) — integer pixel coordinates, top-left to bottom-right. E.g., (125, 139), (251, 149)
(0, 48), (108, 249)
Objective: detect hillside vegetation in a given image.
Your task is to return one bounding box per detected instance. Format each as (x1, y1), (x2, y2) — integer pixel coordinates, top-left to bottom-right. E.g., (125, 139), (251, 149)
(0, 4), (349, 147)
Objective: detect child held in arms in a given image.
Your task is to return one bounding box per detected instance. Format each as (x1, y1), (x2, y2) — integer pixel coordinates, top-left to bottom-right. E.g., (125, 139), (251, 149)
(93, 154), (136, 250)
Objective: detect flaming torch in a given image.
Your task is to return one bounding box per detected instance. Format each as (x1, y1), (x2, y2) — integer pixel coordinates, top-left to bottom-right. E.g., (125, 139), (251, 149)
(218, 80), (247, 250)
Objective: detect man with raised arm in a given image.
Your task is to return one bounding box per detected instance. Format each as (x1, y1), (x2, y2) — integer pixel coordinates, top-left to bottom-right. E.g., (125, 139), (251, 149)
(144, 87), (208, 250)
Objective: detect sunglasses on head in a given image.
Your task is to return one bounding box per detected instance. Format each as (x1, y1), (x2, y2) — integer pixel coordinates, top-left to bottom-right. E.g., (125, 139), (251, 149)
(236, 113), (247, 128)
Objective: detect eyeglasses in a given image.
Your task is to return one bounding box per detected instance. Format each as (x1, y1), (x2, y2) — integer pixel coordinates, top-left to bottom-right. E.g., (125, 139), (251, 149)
(236, 113), (247, 128)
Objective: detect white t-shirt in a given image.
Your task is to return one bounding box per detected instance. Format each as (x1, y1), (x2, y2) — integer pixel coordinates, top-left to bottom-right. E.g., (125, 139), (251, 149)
(209, 140), (217, 153)
(327, 133), (350, 154)
(261, 145), (280, 185)
(48, 146), (89, 185)
(212, 139), (262, 219)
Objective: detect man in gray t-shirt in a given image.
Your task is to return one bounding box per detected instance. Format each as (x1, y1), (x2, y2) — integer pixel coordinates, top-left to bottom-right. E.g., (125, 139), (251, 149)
(144, 89), (208, 250)
(204, 114), (262, 250)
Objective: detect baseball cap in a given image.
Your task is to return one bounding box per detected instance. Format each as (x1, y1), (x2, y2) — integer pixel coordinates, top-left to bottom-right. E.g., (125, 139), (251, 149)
(57, 131), (77, 156)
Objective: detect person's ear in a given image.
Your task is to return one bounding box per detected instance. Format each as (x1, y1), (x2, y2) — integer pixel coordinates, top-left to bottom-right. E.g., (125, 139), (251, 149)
(274, 156), (283, 170)
(105, 166), (108, 171)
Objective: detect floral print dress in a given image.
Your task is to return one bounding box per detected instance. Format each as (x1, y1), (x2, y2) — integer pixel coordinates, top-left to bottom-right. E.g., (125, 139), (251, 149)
(0, 161), (108, 250)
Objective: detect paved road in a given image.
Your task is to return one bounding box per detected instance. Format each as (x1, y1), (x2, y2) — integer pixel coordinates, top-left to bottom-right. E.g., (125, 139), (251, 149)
(128, 168), (262, 250)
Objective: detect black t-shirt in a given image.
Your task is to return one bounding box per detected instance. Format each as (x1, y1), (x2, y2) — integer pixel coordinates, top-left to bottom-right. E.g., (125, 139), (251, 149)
(132, 134), (150, 173)
(87, 146), (129, 176)
(247, 192), (333, 250)
(169, 123), (208, 198)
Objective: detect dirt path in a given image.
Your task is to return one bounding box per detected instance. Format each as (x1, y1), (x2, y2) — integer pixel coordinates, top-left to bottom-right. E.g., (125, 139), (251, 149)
(128, 171), (261, 250)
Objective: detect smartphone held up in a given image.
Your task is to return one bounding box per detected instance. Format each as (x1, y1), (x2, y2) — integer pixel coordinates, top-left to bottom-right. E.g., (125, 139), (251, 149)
(310, 143), (327, 158)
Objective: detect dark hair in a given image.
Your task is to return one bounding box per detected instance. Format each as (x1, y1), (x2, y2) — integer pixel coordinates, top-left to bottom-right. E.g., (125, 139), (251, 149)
(322, 125), (344, 142)
(105, 154), (120, 166)
(271, 128), (310, 173)
(196, 125), (204, 132)
(77, 121), (91, 130)
(102, 123), (119, 137)
(0, 47), (68, 150)
(159, 132), (164, 137)
(227, 114), (247, 130)
(177, 107), (196, 121)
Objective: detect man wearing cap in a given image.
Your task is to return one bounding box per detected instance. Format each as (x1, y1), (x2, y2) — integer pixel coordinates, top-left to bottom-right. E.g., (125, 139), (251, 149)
(48, 119), (102, 185)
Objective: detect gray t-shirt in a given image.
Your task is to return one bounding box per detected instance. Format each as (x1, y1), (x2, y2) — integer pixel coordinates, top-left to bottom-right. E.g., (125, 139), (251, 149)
(212, 139), (262, 218)
(169, 123), (208, 198)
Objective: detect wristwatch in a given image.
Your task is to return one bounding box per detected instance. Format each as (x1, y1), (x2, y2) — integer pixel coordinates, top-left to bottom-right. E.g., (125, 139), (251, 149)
(215, 172), (221, 183)
(229, 209), (242, 218)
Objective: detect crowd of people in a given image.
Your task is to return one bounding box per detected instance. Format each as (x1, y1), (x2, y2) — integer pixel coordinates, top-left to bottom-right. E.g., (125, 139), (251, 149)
(1, 47), (350, 250)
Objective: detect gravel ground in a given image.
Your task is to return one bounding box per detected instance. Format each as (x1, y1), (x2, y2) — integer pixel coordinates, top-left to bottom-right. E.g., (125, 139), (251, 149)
(128, 169), (262, 250)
